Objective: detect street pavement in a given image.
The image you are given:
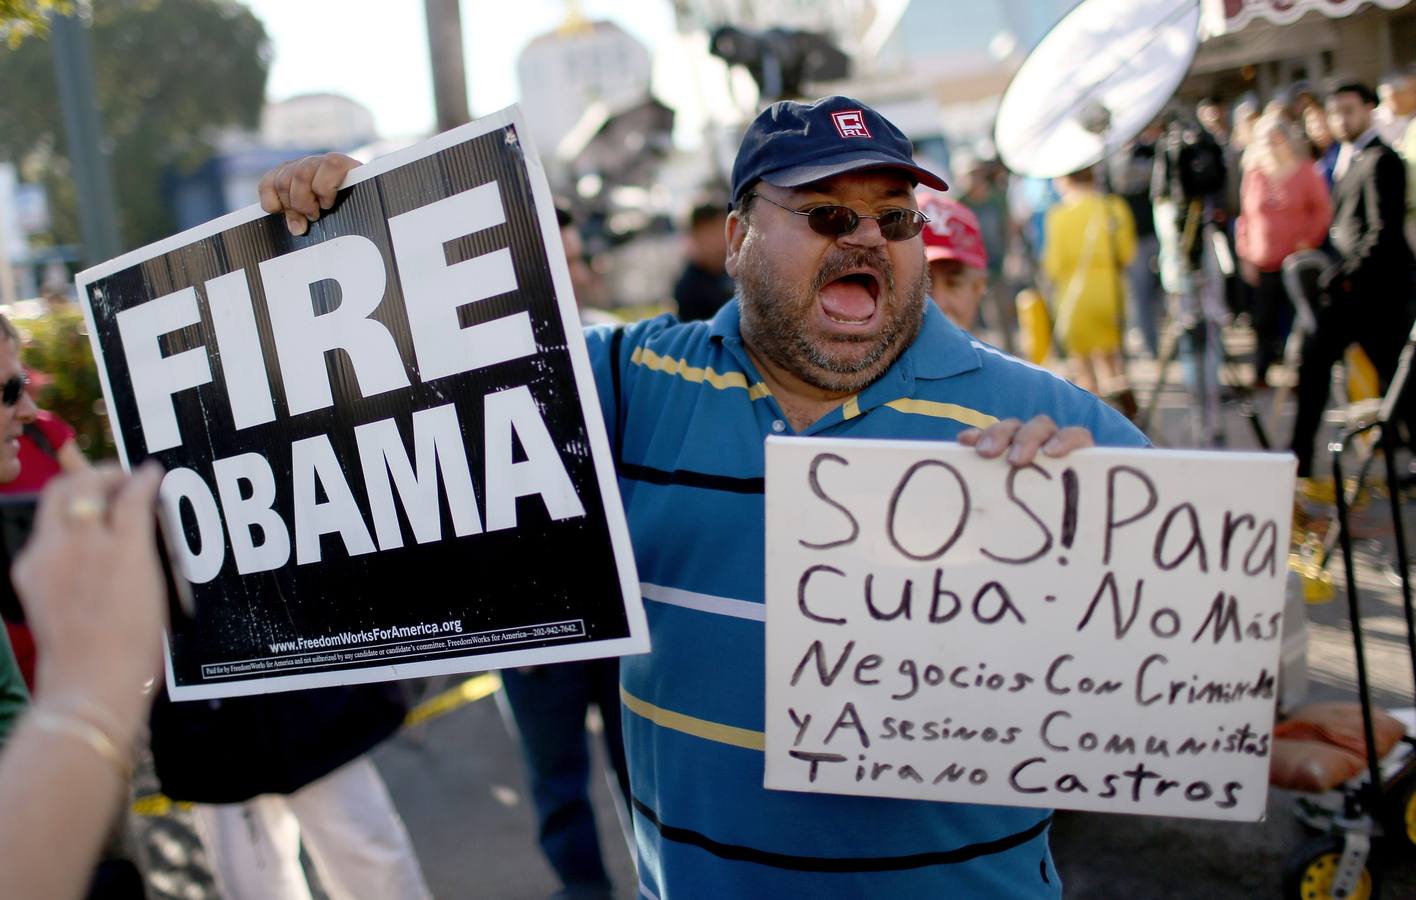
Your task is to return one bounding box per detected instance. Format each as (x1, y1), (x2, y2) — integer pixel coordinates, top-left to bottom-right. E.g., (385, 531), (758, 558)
(375, 687), (636, 899)
(127, 326), (1416, 898)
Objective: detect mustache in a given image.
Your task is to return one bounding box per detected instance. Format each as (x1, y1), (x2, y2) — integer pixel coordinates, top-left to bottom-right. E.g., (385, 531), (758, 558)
(810, 248), (895, 296)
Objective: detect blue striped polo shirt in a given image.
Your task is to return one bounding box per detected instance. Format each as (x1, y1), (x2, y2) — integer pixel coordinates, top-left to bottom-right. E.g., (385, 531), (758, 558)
(585, 300), (1146, 899)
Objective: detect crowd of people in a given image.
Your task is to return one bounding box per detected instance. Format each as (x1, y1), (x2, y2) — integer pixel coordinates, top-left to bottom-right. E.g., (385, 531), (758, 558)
(657, 70), (1416, 462)
(0, 66), (1413, 900)
(1050, 73), (1415, 458)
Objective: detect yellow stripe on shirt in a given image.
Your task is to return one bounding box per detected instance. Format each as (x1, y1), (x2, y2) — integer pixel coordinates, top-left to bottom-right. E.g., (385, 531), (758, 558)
(631, 347), (773, 400)
(621, 685), (765, 751)
(883, 398), (998, 428)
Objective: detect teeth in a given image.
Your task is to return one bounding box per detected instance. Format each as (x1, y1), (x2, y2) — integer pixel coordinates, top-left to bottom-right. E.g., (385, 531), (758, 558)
(825, 312), (870, 325)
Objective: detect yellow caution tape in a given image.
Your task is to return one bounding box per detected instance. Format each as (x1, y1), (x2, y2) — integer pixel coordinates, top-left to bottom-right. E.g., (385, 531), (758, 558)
(130, 794), (192, 817)
(404, 672), (502, 728)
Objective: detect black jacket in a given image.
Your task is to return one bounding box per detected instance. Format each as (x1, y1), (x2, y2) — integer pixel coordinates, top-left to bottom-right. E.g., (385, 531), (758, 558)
(1328, 136), (1415, 298)
(149, 682), (407, 803)
(673, 262), (735, 322)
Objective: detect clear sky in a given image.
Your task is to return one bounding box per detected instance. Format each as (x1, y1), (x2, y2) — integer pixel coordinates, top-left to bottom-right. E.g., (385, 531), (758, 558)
(241, 0), (680, 139)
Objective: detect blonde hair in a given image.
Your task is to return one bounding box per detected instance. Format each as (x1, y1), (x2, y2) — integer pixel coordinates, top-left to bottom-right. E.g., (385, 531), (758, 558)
(1243, 113), (1301, 176)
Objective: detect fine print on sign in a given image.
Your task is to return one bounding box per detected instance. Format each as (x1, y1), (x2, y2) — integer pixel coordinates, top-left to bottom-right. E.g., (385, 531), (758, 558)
(764, 437), (1295, 821)
(76, 107), (647, 700)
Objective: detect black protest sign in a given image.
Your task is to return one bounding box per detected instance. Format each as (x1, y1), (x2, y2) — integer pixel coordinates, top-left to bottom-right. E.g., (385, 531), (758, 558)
(77, 108), (647, 700)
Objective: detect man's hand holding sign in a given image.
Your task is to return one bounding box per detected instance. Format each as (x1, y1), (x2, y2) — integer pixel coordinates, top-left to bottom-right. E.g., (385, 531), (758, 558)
(259, 153), (361, 237)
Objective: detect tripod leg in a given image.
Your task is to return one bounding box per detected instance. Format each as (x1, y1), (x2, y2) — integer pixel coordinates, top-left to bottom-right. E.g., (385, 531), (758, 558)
(1318, 441), (1380, 569)
(1217, 329), (1271, 448)
(1374, 317), (1416, 426)
(1191, 316), (1223, 446)
(1379, 425), (1416, 702)
(1314, 318), (1416, 571)
(1331, 439), (1387, 803)
(1136, 318), (1181, 438)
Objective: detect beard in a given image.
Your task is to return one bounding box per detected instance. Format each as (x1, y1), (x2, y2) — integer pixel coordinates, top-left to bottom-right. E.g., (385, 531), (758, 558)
(736, 242), (927, 394)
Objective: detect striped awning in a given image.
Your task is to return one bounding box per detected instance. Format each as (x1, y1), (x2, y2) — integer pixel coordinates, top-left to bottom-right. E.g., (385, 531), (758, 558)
(1203, 0), (1411, 35)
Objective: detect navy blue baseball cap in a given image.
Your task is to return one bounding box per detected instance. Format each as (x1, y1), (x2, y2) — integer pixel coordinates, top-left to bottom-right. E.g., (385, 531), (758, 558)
(731, 96), (948, 205)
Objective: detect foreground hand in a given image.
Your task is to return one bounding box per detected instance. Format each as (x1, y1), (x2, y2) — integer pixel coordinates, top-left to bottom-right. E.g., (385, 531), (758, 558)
(258, 152), (363, 236)
(958, 415), (1094, 467)
(13, 462), (167, 741)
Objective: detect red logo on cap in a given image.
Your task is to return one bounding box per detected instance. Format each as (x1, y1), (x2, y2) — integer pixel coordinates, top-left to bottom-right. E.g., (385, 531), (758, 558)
(831, 110), (872, 139)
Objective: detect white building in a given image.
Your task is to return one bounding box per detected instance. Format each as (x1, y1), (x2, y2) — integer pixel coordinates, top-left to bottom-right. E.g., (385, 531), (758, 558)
(516, 20), (654, 158)
(260, 93), (378, 151)
(1188, 0), (1415, 102)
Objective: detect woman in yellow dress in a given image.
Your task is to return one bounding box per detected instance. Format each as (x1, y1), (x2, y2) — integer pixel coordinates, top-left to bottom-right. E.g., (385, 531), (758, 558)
(1042, 167), (1137, 406)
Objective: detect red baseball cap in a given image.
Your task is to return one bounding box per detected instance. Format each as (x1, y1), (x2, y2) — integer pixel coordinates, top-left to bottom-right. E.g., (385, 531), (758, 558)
(916, 192), (987, 270)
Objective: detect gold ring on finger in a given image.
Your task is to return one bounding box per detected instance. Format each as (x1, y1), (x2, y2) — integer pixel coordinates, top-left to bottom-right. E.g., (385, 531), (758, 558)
(66, 495), (106, 525)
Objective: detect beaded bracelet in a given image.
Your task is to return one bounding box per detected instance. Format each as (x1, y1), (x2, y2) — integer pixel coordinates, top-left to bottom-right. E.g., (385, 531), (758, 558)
(28, 708), (134, 781)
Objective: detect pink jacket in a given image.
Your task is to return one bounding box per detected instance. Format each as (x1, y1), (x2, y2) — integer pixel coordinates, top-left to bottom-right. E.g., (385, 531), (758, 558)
(1236, 164), (1332, 272)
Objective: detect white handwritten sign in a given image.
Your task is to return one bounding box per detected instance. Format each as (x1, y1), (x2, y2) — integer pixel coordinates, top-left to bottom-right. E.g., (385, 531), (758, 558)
(764, 437), (1295, 821)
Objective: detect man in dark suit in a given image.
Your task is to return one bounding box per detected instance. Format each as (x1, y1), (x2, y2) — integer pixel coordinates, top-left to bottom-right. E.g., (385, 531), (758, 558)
(1290, 82), (1416, 478)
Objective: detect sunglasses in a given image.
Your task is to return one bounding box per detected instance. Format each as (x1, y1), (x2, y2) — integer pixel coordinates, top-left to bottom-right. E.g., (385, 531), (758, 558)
(747, 192), (930, 241)
(1, 374), (27, 408)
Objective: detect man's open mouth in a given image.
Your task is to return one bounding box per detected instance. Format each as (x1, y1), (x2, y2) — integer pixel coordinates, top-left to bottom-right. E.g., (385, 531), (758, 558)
(818, 270), (882, 325)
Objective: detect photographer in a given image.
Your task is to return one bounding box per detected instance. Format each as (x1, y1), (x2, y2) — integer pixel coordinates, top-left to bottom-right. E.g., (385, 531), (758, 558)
(1152, 110), (1231, 445)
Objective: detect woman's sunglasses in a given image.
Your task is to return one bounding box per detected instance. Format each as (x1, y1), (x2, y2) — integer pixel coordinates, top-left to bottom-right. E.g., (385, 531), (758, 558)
(1, 374), (28, 408)
(746, 192), (930, 242)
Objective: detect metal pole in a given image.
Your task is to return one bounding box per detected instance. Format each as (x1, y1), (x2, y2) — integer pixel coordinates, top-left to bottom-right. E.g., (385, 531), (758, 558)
(1331, 436), (1386, 805)
(1379, 424), (1416, 704)
(0, 165), (16, 306)
(0, 211), (16, 307)
(50, 9), (122, 265)
(423, 0), (471, 132)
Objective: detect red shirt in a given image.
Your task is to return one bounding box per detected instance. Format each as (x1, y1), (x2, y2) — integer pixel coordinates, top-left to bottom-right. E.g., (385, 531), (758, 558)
(0, 410), (74, 495)
(1236, 163), (1332, 272)
(0, 410), (77, 688)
